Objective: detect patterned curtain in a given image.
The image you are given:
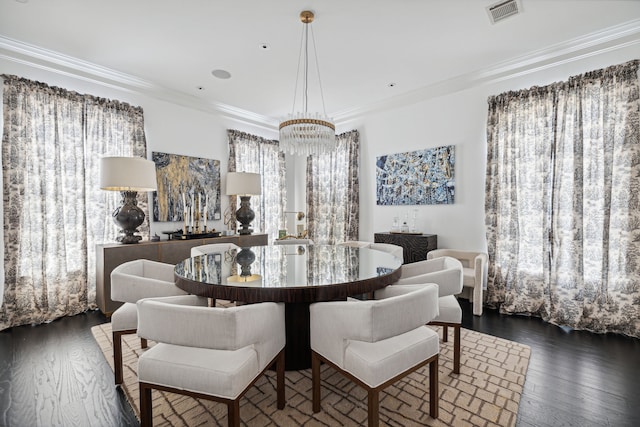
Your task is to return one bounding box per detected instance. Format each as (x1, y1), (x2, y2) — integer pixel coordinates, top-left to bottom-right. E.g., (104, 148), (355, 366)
(227, 129), (286, 241)
(485, 60), (640, 337)
(307, 130), (360, 245)
(1, 75), (147, 331)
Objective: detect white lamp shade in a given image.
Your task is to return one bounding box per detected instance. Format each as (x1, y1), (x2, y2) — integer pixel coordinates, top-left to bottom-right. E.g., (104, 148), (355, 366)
(226, 172), (261, 196)
(100, 156), (158, 191)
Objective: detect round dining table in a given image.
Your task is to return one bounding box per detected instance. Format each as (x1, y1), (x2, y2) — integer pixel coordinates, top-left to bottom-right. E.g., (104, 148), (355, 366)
(174, 244), (403, 370)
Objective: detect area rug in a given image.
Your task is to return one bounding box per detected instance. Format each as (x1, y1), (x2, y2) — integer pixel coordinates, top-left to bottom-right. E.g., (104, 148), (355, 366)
(92, 319), (530, 426)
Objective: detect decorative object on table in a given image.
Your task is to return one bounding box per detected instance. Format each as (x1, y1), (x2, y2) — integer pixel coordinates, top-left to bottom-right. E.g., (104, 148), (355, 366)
(279, 10), (336, 156)
(226, 172), (261, 235)
(284, 211), (308, 237)
(169, 229), (220, 240)
(150, 233), (160, 242)
(223, 206), (235, 235)
(100, 156), (158, 244)
(150, 152), (221, 224)
(376, 145), (455, 205)
(231, 247), (261, 282)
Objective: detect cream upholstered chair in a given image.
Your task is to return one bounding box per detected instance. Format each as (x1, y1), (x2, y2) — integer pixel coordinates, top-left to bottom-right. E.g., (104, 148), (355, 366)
(110, 259), (187, 385)
(427, 249), (488, 316)
(368, 242), (404, 261)
(190, 242), (240, 257)
(137, 295), (286, 427)
(394, 256), (464, 373)
(310, 284), (440, 426)
(338, 241), (404, 262)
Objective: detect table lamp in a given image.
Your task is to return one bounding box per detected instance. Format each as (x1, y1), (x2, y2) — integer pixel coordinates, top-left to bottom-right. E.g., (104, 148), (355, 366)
(100, 156), (158, 244)
(226, 172), (261, 235)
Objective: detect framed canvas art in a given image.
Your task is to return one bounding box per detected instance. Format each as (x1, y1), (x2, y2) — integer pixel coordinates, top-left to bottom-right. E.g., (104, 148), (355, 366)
(376, 145), (455, 205)
(151, 152), (221, 222)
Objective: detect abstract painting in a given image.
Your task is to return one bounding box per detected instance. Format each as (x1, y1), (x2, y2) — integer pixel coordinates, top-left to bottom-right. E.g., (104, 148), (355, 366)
(151, 152), (221, 222)
(376, 145), (455, 205)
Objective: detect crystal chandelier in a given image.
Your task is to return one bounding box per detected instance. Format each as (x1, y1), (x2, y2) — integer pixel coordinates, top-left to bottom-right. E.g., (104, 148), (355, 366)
(279, 10), (336, 156)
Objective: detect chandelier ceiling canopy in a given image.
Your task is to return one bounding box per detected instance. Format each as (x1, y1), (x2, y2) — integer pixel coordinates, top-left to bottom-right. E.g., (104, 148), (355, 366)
(279, 10), (336, 157)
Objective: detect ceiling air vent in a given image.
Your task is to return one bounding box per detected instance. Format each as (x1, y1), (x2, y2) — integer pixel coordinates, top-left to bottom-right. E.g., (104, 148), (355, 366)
(486, 0), (522, 24)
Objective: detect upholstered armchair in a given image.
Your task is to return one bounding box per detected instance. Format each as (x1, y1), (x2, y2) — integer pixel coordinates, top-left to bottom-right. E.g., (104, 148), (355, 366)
(190, 242), (240, 257)
(368, 242), (404, 260)
(110, 259), (187, 385)
(427, 249), (488, 316)
(394, 256), (464, 373)
(136, 295), (286, 427)
(310, 284), (440, 426)
(338, 240), (404, 261)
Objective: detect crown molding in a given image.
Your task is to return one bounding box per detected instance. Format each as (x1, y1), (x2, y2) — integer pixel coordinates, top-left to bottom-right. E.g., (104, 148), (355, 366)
(2, 19), (639, 128)
(332, 19), (640, 123)
(0, 36), (277, 131)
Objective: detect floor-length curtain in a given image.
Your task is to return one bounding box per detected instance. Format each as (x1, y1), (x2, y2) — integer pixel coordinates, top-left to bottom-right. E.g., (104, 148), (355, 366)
(1, 75), (147, 331)
(227, 130), (286, 241)
(307, 130), (360, 245)
(485, 60), (640, 337)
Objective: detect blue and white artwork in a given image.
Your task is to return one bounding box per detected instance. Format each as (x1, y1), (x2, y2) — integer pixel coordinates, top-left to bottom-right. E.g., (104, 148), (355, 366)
(376, 145), (455, 205)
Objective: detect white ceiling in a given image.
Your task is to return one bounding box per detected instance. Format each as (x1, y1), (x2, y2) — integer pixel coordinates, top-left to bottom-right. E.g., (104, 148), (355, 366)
(1, 0), (639, 127)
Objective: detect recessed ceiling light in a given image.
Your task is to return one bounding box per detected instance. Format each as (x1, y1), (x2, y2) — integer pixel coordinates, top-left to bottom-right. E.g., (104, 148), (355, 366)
(259, 43), (271, 51)
(196, 86), (205, 91)
(211, 69), (231, 79)
(388, 83), (396, 88)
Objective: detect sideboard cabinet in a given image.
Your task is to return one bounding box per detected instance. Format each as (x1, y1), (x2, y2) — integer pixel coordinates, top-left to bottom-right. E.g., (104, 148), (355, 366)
(96, 234), (268, 315)
(374, 232), (437, 264)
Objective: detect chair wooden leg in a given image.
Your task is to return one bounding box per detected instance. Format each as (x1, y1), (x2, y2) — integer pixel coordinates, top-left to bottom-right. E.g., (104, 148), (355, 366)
(368, 389), (379, 427)
(276, 350), (285, 409)
(141, 338), (148, 349)
(429, 357), (439, 419)
(453, 324), (461, 374)
(228, 400), (240, 427)
(113, 331), (123, 385)
(139, 383), (152, 427)
(312, 352), (322, 413)
(442, 325), (449, 342)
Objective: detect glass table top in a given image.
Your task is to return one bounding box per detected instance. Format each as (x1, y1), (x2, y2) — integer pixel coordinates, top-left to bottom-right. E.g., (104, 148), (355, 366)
(174, 244), (402, 290)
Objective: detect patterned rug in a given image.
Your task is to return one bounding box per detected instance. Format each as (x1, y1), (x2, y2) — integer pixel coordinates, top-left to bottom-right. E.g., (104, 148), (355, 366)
(91, 318), (530, 426)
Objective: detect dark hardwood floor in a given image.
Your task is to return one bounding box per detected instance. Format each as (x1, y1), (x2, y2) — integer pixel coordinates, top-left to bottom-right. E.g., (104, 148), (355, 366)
(0, 310), (137, 427)
(1, 299), (638, 426)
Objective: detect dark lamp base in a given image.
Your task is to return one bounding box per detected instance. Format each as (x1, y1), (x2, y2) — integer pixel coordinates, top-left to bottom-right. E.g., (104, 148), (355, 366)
(113, 191), (145, 244)
(236, 195), (255, 236)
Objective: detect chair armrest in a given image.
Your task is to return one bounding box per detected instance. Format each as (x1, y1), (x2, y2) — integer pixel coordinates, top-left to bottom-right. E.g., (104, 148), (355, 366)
(310, 284), (438, 367)
(374, 283), (436, 300)
(474, 253), (488, 289)
(137, 299), (285, 353)
(399, 258), (445, 277)
(111, 272), (186, 303)
(395, 267), (462, 297)
(140, 259), (176, 282)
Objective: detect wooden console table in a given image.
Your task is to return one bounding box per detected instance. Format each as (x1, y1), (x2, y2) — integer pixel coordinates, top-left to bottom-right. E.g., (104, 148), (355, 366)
(96, 233), (268, 316)
(374, 232), (437, 264)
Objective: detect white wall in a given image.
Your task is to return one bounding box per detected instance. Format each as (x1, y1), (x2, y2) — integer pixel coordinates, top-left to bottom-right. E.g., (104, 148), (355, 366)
(344, 45), (639, 252)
